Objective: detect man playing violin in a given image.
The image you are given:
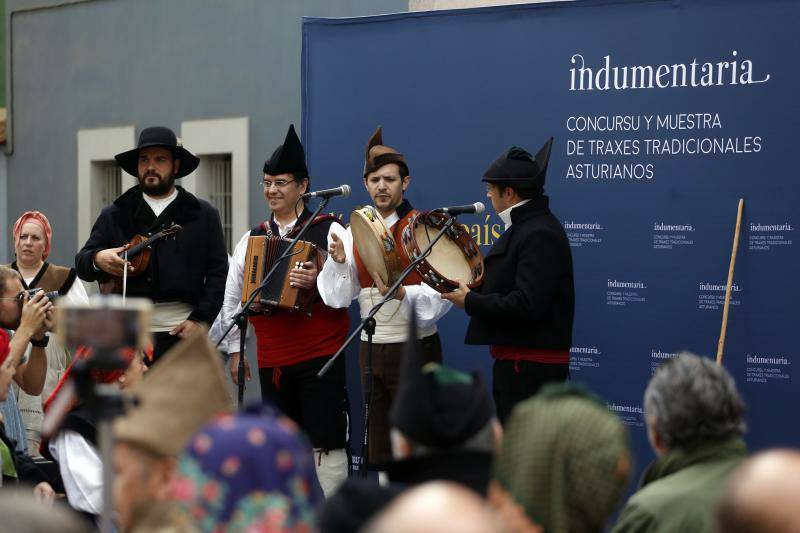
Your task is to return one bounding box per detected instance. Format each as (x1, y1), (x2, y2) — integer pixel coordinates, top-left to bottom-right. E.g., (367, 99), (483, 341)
(75, 126), (228, 360)
(220, 124), (350, 496)
(317, 127), (452, 469)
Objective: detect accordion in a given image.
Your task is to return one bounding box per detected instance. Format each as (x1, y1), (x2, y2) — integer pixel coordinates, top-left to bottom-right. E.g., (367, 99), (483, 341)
(241, 236), (319, 312)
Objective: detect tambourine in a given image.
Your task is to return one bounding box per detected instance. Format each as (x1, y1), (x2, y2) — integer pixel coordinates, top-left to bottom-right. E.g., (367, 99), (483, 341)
(401, 211), (484, 293)
(349, 206), (403, 286)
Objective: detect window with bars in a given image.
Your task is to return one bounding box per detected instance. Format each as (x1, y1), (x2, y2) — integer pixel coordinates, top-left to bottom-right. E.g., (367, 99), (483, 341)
(92, 161), (122, 221)
(101, 162), (122, 205)
(205, 154), (233, 254)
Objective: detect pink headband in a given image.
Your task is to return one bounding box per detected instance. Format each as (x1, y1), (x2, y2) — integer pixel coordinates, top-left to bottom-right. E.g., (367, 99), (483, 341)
(13, 211), (53, 260)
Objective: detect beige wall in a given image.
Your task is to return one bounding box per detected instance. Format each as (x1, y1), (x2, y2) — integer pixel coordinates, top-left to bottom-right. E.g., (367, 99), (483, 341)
(409, 0), (558, 10)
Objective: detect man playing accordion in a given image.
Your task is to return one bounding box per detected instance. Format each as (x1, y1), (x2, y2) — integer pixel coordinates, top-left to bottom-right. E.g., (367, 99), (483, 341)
(220, 124), (349, 496)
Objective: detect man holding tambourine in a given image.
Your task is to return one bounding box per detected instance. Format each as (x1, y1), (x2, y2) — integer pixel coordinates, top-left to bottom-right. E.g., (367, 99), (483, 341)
(317, 127), (452, 469)
(443, 139), (575, 424)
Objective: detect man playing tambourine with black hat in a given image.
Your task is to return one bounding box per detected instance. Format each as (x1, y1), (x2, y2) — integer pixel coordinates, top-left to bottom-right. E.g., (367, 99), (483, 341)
(75, 126), (229, 361)
(220, 124), (350, 496)
(443, 138), (575, 423)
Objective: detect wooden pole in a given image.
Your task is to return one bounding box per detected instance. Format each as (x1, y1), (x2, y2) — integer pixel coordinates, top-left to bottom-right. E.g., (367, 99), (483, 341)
(716, 198), (745, 365)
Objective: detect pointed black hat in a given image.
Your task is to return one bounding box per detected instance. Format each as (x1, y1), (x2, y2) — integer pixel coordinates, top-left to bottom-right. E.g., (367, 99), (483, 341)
(115, 126), (200, 179)
(263, 124), (309, 176)
(482, 137), (554, 190)
(389, 306), (494, 448)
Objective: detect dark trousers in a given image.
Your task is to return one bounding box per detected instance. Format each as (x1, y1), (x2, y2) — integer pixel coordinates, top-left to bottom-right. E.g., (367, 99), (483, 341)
(492, 359), (570, 424)
(360, 333), (442, 467)
(258, 355), (349, 450)
(152, 332), (182, 363)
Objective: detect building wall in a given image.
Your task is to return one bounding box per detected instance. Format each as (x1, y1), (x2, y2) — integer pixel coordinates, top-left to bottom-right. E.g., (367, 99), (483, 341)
(3, 0), (407, 264)
(0, 151), (6, 255)
(409, 0), (557, 10)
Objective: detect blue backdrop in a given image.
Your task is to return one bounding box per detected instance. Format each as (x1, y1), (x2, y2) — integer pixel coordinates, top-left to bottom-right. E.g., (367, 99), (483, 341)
(301, 0), (800, 482)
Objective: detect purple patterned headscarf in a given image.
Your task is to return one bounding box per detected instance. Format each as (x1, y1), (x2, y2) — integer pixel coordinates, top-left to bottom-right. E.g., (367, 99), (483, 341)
(171, 404), (324, 532)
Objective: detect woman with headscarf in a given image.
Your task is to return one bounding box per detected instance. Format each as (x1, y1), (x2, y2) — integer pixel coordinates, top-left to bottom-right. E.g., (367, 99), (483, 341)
(491, 384), (632, 533)
(172, 403), (324, 533)
(4, 210), (89, 455)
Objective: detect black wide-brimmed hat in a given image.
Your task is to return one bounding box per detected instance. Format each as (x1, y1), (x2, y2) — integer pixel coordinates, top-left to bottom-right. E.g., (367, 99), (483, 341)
(263, 124), (309, 177)
(482, 137), (554, 190)
(389, 307), (494, 448)
(115, 126), (200, 179)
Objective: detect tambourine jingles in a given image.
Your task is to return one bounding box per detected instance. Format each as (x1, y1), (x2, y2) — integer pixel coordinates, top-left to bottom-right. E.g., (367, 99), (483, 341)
(400, 211), (484, 293)
(349, 206), (403, 286)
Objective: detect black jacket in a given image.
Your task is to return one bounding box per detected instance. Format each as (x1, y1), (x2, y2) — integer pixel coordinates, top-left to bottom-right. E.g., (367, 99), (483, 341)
(464, 196), (574, 349)
(75, 185), (229, 324)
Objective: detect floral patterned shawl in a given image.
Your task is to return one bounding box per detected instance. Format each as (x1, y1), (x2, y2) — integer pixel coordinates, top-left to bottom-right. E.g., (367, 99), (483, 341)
(172, 404), (324, 532)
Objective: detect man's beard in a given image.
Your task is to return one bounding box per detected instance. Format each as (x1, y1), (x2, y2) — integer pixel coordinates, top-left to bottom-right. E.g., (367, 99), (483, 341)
(139, 172), (176, 196)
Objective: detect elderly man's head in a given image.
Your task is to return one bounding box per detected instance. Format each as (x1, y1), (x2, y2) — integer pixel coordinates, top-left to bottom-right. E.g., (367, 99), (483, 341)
(365, 482), (502, 533)
(644, 353), (745, 455)
(716, 449), (800, 533)
(114, 441), (177, 532)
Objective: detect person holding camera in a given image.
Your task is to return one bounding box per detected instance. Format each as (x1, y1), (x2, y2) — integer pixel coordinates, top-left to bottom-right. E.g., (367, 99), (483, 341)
(0, 329), (56, 503)
(5, 210), (88, 455)
(0, 265), (54, 452)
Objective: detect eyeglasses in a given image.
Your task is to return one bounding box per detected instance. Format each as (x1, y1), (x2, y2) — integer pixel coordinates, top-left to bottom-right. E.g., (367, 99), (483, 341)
(261, 178), (296, 189)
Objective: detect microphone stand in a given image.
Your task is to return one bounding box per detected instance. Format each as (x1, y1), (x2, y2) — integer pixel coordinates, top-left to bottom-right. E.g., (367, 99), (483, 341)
(217, 197), (332, 408)
(71, 348), (129, 533)
(318, 213), (458, 476)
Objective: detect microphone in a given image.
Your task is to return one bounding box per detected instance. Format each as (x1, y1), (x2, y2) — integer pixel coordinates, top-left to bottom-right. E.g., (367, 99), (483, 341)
(433, 202), (486, 216)
(301, 185), (352, 199)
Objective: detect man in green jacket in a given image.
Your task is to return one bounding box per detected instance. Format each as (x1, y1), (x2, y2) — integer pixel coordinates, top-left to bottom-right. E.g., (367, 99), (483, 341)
(613, 353), (748, 533)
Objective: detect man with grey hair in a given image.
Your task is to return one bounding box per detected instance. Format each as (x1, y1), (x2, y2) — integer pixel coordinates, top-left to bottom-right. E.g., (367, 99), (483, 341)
(613, 352), (748, 533)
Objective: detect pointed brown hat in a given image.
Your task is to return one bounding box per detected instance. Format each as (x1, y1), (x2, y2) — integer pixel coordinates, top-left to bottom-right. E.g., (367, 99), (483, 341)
(363, 126), (408, 177)
(114, 330), (231, 457)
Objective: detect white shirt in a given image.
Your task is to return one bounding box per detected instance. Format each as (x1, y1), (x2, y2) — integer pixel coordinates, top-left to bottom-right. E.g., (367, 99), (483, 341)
(220, 217), (344, 352)
(317, 208), (451, 344)
(142, 188), (179, 217)
(498, 199), (532, 230)
(49, 430), (103, 515)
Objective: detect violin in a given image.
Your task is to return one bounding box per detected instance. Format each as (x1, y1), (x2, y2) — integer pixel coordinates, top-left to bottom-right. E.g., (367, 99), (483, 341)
(99, 223), (182, 295)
